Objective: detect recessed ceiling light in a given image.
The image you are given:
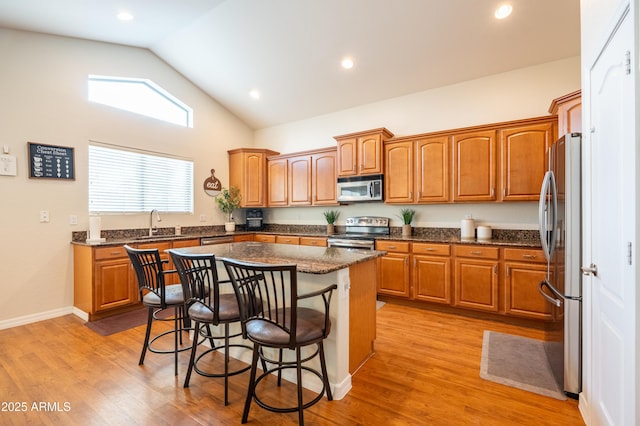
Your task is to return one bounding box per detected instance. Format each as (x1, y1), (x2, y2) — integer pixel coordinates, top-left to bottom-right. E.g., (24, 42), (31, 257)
(249, 89), (261, 99)
(117, 11), (134, 21)
(341, 57), (354, 69)
(494, 4), (512, 19)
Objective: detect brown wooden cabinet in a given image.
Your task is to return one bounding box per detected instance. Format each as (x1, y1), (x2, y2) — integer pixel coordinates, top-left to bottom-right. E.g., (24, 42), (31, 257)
(311, 148), (338, 205)
(503, 248), (555, 320)
(412, 243), (451, 304)
(275, 235), (300, 245)
(334, 128), (393, 176)
(453, 245), (500, 313)
(267, 157), (288, 206)
(453, 130), (497, 202)
(549, 90), (582, 136)
(228, 148), (279, 208)
(376, 240), (410, 298)
(299, 236), (327, 247)
(74, 238), (200, 320)
(232, 234), (254, 242)
(288, 155), (312, 206)
(254, 234), (277, 243)
(268, 148), (338, 207)
(499, 119), (556, 201)
(384, 136), (450, 204)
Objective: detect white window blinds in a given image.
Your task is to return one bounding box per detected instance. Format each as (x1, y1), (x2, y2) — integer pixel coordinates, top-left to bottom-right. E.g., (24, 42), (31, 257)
(89, 144), (193, 214)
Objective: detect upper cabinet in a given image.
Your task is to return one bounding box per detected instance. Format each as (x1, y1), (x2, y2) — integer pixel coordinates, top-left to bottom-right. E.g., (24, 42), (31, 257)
(267, 147), (338, 207)
(548, 90), (582, 136)
(384, 115), (557, 204)
(453, 130), (497, 202)
(334, 128), (393, 176)
(499, 117), (556, 201)
(228, 148), (279, 208)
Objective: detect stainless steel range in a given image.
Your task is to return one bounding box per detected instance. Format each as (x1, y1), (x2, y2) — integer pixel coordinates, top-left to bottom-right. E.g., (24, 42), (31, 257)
(327, 216), (390, 250)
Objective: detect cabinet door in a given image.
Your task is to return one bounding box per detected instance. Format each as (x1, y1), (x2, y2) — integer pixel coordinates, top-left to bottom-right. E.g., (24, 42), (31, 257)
(453, 130), (497, 201)
(289, 156), (312, 205)
(413, 255), (451, 304)
(384, 141), (413, 203)
(453, 257), (499, 312)
(500, 122), (554, 201)
(358, 134), (383, 175)
(504, 261), (554, 320)
(336, 138), (358, 176)
(267, 158), (288, 206)
(95, 258), (137, 311)
(377, 253), (410, 298)
(254, 234), (276, 243)
(312, 150), (337, 205)
(416, 136), (450, 203)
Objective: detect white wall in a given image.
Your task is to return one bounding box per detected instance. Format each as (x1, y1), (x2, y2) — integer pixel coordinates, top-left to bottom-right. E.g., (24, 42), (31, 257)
(255, 56), (581, 228)
(0, 29), (253, 324)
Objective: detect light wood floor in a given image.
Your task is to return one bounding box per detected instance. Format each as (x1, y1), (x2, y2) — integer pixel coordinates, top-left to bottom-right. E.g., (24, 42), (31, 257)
(0, 303), (584, 425)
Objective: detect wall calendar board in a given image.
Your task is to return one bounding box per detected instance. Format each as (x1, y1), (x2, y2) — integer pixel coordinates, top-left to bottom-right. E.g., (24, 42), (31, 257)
(28, 142), (75, 180)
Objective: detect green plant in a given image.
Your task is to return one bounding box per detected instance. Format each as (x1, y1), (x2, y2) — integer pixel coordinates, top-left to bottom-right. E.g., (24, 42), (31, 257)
(215, 186), (242, 221)
(399, 208), (416, 225)
(323, 209), (340, 225)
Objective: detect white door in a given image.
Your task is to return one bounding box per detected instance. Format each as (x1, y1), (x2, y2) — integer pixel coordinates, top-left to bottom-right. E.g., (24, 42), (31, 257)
(585, 6), (636, 426)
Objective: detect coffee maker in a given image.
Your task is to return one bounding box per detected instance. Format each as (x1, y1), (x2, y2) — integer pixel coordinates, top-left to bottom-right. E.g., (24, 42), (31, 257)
(245, 209), (263, 231)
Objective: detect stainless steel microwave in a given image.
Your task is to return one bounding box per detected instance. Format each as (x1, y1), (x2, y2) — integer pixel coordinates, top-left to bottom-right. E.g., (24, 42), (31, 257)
(337, 174), (383, 203)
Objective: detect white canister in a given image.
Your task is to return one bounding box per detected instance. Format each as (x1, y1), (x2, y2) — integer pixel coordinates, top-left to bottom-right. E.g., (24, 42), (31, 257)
(461, 218), (475, 239)
(477, 226), (492, 240)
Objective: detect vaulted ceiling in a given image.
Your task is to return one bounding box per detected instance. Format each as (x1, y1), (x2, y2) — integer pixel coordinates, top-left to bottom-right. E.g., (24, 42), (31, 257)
(0, 0), (581, 129)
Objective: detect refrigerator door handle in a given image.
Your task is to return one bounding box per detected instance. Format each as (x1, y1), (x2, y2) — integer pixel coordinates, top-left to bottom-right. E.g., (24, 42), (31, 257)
(538, 171), (558, 262)
(538, 279), (563, 307)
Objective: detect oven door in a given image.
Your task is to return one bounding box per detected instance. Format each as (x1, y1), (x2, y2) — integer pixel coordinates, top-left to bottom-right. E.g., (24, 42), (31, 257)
(327, 238), (375, 250)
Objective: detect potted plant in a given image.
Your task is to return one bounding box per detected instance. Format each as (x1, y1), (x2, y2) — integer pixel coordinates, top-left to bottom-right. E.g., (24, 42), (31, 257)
(399, 208), (416, 236)
(215, 186), (242, 232)
(323, 209), (340, 235)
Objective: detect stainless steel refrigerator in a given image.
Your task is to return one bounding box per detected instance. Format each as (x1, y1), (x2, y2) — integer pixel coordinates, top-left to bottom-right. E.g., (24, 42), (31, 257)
(537, 133), (582, 398)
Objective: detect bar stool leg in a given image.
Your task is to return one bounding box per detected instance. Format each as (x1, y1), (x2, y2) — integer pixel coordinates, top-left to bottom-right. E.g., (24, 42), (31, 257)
(139, 307), (153, 365)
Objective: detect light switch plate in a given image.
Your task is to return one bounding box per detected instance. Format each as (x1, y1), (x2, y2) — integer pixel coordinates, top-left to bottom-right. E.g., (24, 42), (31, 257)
(0, 154), (17, 176)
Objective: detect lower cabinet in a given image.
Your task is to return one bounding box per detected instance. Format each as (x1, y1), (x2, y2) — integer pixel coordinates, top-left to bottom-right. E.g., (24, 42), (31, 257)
(254, 234), (277, 243)
(412, 243), (451, 304)
(74, 238), (199, 320)
(375, 241), (410, 298)
(299, 236), (327, 247)
(503, 248), (555, 320)
(453, 245), (500, 313)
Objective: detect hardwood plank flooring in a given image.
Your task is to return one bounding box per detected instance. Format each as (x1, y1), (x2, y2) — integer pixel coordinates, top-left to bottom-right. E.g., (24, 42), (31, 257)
(0, 303), (584, 425)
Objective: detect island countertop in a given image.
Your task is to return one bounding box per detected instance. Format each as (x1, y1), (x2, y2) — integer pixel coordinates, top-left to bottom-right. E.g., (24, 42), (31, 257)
(168, 241), (386, 274)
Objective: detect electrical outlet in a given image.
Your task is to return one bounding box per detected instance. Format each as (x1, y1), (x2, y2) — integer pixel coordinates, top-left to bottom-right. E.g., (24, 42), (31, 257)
(39, 210), (50, 223)
(199, 214), (207, 222)
(69, 214), (78, 225)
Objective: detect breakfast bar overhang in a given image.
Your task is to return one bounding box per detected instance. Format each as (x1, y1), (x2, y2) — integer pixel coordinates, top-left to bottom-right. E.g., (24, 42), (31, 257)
(169, 241), (385, 399)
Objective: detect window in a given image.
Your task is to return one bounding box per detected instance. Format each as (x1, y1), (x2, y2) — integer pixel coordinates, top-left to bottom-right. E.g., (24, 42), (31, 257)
(89, 143), (194, 214)
(88, 75), (193, 127)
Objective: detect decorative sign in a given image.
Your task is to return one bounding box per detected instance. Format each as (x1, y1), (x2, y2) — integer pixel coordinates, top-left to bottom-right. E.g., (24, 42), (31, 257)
(203, 168), (222, 197)
(28, 142), (75, 180)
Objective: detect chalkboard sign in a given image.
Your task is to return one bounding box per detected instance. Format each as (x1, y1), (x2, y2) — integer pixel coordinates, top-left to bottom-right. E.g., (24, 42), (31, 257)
(28, 142), (75, 180)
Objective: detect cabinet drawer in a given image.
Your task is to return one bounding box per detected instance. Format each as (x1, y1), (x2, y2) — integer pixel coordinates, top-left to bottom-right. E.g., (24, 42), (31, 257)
(172, 239), (200, 249)
(376, 240), (410, 253)
(255, 234), (277, 243)
(95, 246), (128, 260)
(136, 242), (171, 251)
(503, 248), (546, 263)
(412, 243), (450, 256)
(300, 237), (327, 247)
(454, 245), (500, 260)
(276, 235), (300, 245)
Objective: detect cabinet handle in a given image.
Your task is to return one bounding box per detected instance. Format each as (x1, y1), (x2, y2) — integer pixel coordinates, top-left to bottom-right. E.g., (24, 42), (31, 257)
(506, 266), (510, 276)
(424, 247), (435, 251)
(471, 251), (482, 255)
(388, 245), (397, 249)
(503, 188), (506, 197)
(523, 254), (537, 259)
(110, 251), (121, 256)
(494, 265), (498, 274)
(491, 188), (495, 197)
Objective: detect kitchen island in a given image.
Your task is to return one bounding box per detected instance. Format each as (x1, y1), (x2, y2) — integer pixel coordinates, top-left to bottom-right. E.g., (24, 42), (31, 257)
(169, 241), (385, 399)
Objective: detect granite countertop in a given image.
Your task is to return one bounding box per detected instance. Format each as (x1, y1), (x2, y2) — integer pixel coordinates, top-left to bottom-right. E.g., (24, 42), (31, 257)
(71, 225), (541, 249)
(169, 241), (384, 274)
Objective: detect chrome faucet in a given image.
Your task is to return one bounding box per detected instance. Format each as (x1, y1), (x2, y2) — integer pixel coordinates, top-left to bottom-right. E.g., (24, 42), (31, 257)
(149, 209), (162, 236)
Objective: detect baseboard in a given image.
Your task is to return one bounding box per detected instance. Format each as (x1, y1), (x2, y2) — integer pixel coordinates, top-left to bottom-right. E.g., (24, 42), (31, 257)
(72, 307), (89, 321)
(0, 306), (75, 330)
